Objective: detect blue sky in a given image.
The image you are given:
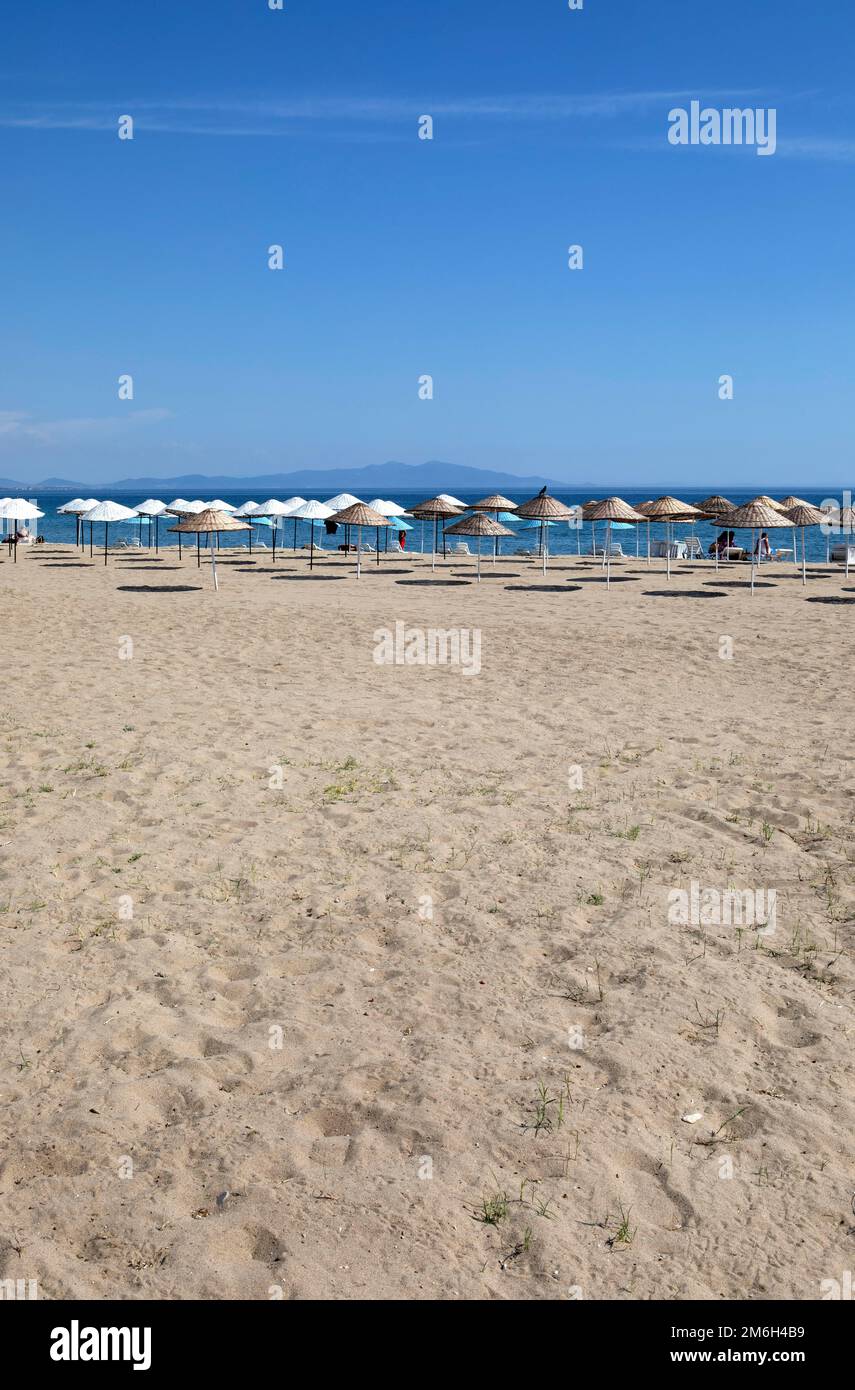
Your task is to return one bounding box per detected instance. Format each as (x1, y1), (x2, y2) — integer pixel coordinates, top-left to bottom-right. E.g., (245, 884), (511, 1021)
(1, 0), (853, 487)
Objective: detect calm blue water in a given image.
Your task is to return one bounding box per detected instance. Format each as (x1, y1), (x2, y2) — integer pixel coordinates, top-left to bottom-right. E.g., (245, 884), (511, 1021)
(12, 488), (853, 562)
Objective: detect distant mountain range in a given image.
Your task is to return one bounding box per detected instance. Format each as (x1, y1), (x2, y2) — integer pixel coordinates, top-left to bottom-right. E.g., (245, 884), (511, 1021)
(0, 460), (565, 497)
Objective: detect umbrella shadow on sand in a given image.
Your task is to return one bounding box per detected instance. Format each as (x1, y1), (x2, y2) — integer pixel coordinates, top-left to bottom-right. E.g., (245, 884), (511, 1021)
(703, 579), (777, 589)
(271, 574), (348, 581)
(41, 562), (93, 568)
(116, 584), (203, 593)
(504, 584), (584, 593)
(450, 569), (521, 578)
(806, 595), (855, 605)
(642, 589), (728, 599)
(395, 578), (473, 586)
(566, 575), (639, 584)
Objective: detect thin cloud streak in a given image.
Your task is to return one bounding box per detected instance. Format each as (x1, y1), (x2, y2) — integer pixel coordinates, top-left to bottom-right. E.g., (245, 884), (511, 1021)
(0, 409), (172, 446)
(0, 89), (761, 136)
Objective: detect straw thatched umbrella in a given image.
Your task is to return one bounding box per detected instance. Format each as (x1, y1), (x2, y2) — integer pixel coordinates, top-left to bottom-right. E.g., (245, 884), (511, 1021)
(471, 494), (519, 561)
(637, 496), (702, 579)
(285, 500), (334, 568)
(81, 500), (139, 564)
(583, 497), (646, 587)
(444, 512), (515, 582)
(0, 499), (45, 561)
(719, 499), (794, 594)
(409, 496), (465, 570)
(753, 494), (788, 512)
(785, 503), (825, 586)
(779, 495), (809, 511)
(330, 502), (393, 578)
(134, 499), (167, 552)
(168, 509), (250, 590)
(515, 488), (573, 575)
(697, 496), (735, 571)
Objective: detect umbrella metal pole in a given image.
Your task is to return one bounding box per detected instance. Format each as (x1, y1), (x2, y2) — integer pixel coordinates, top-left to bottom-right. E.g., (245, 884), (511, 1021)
(178, 532), (182, 559)
(666, 522), (671, 580)
(310, 529), (315, 570)
(647, 520), (651, 566)
(273, 523), (277, 564)
(751, 528), (756, 594)
(606, 520), (612, 589)
(197, 536), (201, 568)
(802, 526), (807, 587)
(432, 518), (437, 572)
(542, 520), (547, 577)
(376, 525), (380, 565)
(104, 523), (109, 565)
(211, 544), (219, 592)
(477, 539), (482, 583)
(89, 523), (93, 558)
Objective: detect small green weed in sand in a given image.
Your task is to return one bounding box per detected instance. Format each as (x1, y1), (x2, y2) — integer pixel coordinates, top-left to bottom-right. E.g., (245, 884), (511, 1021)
(522, 1077), (570, 1137)
(607, 1203), (636, 1247)
(474, 1191), (510, 1227)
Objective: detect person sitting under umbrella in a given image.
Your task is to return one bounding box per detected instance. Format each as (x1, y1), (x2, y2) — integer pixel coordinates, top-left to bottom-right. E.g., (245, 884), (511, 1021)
(754, 531), (772, 560)
(708, 528), (735, 555)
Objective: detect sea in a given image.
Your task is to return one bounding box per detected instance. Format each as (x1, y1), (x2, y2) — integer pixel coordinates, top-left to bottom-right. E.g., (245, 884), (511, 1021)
(7, 487), (852, 563)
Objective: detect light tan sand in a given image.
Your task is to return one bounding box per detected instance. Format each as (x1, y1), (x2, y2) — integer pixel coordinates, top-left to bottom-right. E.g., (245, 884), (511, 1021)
(1, 542), (852, 1300)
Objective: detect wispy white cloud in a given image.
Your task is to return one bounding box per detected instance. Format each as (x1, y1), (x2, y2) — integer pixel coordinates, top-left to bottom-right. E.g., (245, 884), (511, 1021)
(775, 136), (855, 162)
(0, 408), (172, 445)
(0, 89), (760, 136)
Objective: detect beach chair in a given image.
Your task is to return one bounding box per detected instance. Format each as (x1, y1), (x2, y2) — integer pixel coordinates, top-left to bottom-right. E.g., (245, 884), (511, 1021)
(452, 542), (471, 556)
(513, 547), (533, 557)
(830, 544), (855, 566)
(684, 537), (704, 559)
(589, 542), (625, 558)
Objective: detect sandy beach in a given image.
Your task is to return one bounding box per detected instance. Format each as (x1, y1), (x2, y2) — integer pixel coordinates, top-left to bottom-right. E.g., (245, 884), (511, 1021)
(1, 543), (852, 1301)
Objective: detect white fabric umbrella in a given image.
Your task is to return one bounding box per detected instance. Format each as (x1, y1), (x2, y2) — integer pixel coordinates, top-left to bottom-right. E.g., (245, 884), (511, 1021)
(437, 494), (465, 508)
(324, 494), (363, 552)
(57, 497), (88, 546)
(367, 499), (411, 557)
(0, 498), (45, 561)
(253, 499), (302, 561)
(81, 500), (139, 563)
(286, 500), (334, 568)
(134, 498), (167, 551)
(324, 492), (362, 510)
(206, 499), (236, 512)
